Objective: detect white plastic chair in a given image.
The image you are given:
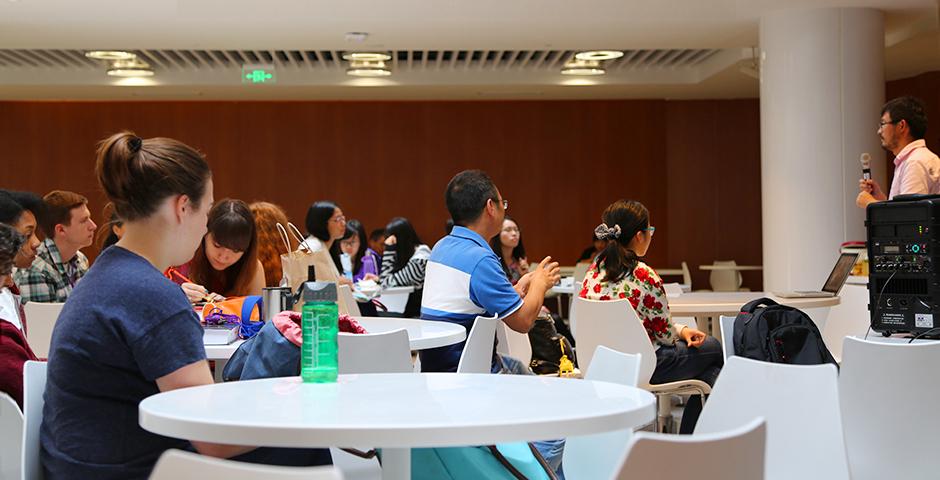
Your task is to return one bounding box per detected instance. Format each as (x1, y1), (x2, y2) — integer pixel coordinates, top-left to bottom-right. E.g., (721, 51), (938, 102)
(338, 285), (361, 317)
(456, 314), (500, 373)
(562, 346), (641, 480)
(571, 297), (710, 433)
(1, 392), (23, 480)
(840, 337), (940, 480)
(495, 322), (532, 365)
(22, 360), (47, 480)
(150, 449), (342, 479)
(707, 261), (747, 292)
(22, 302), (64, 359)
(695, 356), (849, 480)
(572, 261), (592, 287)
(719, 315), (736, 360)
(334, 329), (412, 480)
(680, 261), (692, 287)
(613, 417), (766, 480)
(820, 285), (870, 363)
(337, 329), (412, 375)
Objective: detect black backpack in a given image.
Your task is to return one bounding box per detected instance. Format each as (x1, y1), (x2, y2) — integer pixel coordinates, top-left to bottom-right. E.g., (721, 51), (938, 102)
(733, 297), (837, 366)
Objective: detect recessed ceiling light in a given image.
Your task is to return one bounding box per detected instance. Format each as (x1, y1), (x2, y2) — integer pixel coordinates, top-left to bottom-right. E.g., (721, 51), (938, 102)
(561, 67), (606, 76)
(561, 59), (605, 76)
(575, 50), (624, 61)
(342, 52), (392, 62)
(346, 67), (392, 77)
(85, 50), (136, 61)
(107, 67), (154, 77)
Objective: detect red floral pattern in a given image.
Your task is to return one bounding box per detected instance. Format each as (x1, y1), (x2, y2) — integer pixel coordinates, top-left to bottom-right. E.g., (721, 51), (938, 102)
(579, 261), (682, 346)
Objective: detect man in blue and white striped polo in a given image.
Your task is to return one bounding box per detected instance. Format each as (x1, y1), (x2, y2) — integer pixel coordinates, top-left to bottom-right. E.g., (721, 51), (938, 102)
(419, 169), (560, 374)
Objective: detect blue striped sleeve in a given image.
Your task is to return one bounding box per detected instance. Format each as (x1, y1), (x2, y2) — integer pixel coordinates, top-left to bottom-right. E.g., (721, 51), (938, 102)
(469, 255), (523, 319)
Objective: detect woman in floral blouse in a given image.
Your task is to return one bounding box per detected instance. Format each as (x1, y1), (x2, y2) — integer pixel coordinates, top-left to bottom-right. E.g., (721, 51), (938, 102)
(579, 199), (722, 433)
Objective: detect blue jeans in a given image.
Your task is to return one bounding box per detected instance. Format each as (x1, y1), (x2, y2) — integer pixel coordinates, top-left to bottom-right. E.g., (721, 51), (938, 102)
(499, 354), (566, 479)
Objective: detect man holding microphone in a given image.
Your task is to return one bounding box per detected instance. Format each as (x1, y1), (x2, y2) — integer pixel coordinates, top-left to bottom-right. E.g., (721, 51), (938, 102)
(858, 96), (940, 207)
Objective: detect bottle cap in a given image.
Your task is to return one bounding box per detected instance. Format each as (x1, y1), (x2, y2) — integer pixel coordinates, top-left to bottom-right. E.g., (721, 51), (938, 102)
(300, 281), (337, 302)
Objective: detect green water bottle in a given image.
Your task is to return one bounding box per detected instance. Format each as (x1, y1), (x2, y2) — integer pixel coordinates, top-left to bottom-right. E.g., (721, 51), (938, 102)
(300, 281), (339, 383)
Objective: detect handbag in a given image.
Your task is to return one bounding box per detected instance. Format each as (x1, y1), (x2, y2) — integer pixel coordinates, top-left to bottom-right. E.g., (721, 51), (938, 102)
(528, 314), (577, 375)
(276, 222), (352, 315)
(201, 295), (264, 339)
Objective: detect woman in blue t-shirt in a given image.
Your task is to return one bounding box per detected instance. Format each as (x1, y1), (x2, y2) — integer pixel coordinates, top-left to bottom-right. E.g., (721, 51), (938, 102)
(40, 132), (330, 479)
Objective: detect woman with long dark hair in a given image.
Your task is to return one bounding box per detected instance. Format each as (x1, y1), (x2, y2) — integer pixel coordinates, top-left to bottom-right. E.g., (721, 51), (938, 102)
(378, 217), (430, 317)
(303, 200), (346, 278)
(489, 215), (528, 285)
(579, 199), (722, 434)
(340, 220), (380, 282)
(172, 199), (264, 302)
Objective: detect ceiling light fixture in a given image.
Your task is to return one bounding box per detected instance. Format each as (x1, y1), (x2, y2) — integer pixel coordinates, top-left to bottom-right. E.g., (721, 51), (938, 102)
(107, 59), (154, 77)
(346, 59), (391, 77)
(575, 50), (624, 61)
(85, 50), (137, 61)
(342, 52), (392, 62)
(561, 59), (606, 76)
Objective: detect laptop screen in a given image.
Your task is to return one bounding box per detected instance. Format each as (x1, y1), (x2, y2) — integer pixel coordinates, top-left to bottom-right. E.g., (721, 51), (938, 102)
(822, 252), (860, 293)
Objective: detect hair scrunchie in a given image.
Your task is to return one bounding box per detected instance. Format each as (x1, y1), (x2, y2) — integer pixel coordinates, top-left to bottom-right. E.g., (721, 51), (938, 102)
(594, 223), (621, 240)
(129, 136), (143, 153)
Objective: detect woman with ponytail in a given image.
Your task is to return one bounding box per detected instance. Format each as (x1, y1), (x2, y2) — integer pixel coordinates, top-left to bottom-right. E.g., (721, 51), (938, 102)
(40, 132), (330, 479)
(578, 199), (722, 434)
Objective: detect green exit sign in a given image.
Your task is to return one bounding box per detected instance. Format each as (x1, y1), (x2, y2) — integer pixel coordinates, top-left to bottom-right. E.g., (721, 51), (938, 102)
(241, 64), (276, 84)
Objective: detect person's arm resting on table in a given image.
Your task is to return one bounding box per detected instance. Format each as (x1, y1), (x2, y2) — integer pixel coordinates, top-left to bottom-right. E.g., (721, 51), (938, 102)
(155, 361), (257, 458)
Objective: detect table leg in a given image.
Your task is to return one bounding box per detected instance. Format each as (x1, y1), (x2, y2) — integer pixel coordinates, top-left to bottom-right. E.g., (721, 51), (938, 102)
(213, 359), (227, 383)
(381, 448), (410, 480)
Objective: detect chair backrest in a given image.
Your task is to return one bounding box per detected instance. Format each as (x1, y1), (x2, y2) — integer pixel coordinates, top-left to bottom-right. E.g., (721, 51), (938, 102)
(680, 261), (692, 286)
(150, 449), (342, 480)
(708, 260), (742, 292)
(337, 328), (412, 374)
(571, 297), (656, 386)
(614, 417), (766, 480)
(0, 392), (23, 480)
(22, 360), (47, 480)
(573, 261), (592, 286)
(719, 315), (736, 360)
(22, 302), (64, 359)
(494, 322), (532, 365)
(456, 314), (500, 373)
(820, 285), (869, 363)
(337, 285), (361, 317)
(695, 356), (848, 480)
(563, 346), (642, 480)
(840, 337), (940, 480)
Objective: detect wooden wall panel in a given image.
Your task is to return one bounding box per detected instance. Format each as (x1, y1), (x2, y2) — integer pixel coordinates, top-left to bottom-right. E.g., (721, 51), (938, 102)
(0, 99), (761, 289)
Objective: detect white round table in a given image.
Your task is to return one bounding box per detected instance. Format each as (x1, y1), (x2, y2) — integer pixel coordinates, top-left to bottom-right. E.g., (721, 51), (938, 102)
(670, 291), (840, 337)
(351, 317), (466, 350)
(699, 265), (763, 271)
(140, 373), (655, 480)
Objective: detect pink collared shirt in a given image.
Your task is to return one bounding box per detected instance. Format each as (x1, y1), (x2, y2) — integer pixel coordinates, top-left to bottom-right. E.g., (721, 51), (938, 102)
(889, 139), (940, 199)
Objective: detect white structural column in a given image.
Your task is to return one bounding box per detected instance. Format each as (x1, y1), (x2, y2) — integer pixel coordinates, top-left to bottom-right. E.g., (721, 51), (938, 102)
(760, 8), (885, 291)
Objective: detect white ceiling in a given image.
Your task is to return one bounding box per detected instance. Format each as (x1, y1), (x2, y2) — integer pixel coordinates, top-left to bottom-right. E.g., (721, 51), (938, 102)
(0, 0), (937, 100)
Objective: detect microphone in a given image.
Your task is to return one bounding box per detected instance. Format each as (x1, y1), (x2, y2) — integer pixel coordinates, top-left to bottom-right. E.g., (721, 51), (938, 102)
(860, 153), (871, 180)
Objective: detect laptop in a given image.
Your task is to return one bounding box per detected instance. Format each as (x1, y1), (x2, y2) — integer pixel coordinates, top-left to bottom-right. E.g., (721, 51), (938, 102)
(773, 252), (859, 298)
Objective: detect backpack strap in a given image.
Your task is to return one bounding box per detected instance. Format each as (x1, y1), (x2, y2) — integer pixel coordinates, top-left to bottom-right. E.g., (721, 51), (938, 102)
(740, 297), (779, 314)
(528, 442), (559, 480)
(487, 446), (530, 480)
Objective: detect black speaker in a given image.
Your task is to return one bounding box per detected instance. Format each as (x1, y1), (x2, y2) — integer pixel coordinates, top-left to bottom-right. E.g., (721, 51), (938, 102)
(866, 195), (940, 336)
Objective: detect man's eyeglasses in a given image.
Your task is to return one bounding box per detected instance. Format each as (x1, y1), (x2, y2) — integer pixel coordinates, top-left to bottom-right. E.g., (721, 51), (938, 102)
(878, 119), (900, 129)
(496, 199), (508, 210)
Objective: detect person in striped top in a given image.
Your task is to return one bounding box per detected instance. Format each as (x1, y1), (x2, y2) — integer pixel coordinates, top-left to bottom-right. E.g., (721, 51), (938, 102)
(378, 217), (431, 317)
